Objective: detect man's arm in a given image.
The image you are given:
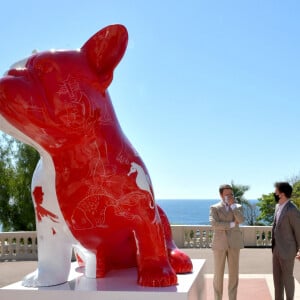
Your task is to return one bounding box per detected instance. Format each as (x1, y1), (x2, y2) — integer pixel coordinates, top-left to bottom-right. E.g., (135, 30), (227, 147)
(290, 207), (300, 259)
(231, 204), (245, 224)
(209, 206), (232, 230)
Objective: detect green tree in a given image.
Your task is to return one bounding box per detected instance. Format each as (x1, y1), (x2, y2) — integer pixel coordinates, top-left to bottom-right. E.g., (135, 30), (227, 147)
(0, 142), (13, 230)
(231, 181), (259, 225)
(231, 180), (250, 205)
(288, 176), (300, 208)
(0, 133), (39, 231)
(256, 193), (275, 225)
(291, 180), (300, 208)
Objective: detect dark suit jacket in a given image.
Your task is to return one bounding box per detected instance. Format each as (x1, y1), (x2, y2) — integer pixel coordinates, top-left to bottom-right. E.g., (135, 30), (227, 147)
(272, 200), (300, 260)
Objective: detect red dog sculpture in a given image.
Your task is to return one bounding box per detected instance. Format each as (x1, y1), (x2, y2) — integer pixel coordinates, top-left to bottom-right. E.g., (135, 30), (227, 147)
(0, 24), (192, 287)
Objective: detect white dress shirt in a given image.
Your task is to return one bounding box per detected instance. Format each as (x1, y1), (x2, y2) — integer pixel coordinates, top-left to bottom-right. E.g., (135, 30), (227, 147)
(275, 199), (290, 223)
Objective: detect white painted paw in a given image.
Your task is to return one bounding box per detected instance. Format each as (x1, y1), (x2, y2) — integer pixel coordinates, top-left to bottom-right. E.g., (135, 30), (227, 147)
(22, 269), (67, 287)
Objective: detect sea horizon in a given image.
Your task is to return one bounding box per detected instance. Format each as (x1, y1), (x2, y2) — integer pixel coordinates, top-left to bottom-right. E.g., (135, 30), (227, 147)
(0, 198), (259, 231)
(157, 199), (259, 225)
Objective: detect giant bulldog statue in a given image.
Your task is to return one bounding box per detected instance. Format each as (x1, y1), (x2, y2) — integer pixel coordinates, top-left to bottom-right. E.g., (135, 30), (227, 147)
(0, 24), (192, 288)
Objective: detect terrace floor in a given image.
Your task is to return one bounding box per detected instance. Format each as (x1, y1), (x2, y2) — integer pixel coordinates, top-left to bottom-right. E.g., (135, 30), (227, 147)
(1, 248), (300, 299)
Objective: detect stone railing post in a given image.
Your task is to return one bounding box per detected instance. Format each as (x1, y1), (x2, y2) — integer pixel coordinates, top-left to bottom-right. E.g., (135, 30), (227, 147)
(0, 231), (37, 261)
(171, 225), (214, 249)
(170, 225), (272, 249)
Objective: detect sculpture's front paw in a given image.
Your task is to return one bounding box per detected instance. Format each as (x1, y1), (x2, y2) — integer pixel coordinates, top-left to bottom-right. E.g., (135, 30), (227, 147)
(22, 270), (67, 287)
(138, 259), (177, 287)
(168, 248), (193, 274)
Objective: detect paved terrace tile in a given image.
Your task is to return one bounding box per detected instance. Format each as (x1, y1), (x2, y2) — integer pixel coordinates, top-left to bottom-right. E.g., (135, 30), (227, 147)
(1, 248), (300, 299)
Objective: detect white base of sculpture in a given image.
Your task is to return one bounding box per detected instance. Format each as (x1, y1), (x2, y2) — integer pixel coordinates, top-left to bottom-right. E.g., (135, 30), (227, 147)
(1, 259), (206, 300)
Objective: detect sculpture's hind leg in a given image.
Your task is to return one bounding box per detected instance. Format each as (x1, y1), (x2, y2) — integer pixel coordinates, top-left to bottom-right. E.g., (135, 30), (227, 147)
(133, 206), (177, 287)
(157, 205), (193, 274)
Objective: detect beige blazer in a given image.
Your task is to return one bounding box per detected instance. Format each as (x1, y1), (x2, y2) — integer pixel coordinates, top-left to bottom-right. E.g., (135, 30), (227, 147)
(272, 200), (300, 260)
(210, 201), (244, 250)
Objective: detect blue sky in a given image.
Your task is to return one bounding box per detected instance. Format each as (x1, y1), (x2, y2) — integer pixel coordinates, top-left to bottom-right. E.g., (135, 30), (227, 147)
(1, 1), (300, 199)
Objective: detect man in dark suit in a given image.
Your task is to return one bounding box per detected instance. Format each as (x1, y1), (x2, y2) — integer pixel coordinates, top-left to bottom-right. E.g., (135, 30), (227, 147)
(272, 182), (300, 300)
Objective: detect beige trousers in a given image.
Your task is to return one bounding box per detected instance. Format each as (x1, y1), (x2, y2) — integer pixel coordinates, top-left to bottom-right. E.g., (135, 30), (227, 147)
(213, 248), (240, 300)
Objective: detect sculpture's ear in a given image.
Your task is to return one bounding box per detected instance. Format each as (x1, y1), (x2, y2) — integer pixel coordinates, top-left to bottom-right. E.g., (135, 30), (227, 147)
(82, 24), (128, 90)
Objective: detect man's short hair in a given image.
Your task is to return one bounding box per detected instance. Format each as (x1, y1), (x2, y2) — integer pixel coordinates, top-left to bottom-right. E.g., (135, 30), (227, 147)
(274, 182), (293, 198)
(219, 184), (233, 195)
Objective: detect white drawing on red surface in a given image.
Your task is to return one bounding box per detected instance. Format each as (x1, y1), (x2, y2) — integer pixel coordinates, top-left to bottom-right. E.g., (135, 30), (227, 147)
(128, 162), (154, 208)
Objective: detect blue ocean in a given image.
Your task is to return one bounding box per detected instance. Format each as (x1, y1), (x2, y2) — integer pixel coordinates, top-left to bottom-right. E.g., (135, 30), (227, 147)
(0, 199), (258, 231)
(156, 199), (258, 225)
(156, 199), (218, 225)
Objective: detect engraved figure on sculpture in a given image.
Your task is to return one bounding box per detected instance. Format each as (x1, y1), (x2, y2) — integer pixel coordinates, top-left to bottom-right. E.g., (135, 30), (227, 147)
(0, 24), (192, 288)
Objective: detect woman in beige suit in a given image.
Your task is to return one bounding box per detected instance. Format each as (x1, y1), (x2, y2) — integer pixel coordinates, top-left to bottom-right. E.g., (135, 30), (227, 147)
(209, 184), (244, 300)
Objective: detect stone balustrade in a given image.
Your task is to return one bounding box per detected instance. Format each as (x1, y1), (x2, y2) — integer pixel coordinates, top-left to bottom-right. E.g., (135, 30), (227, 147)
(171, 225), (273, 248)
(0, 231), (37, 261)
(0, 226), (272, 261)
